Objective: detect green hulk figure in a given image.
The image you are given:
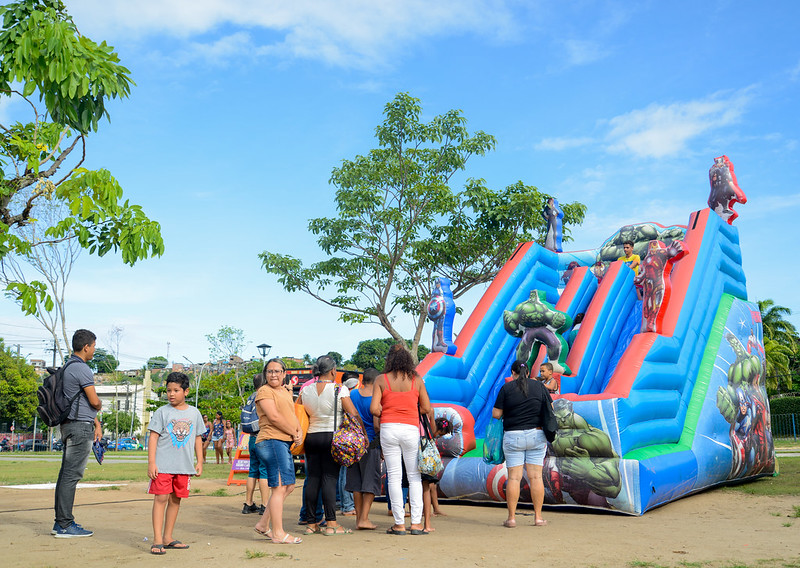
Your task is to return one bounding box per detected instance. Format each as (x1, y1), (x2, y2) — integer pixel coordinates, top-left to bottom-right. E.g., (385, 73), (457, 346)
(544, 399), (622, 507)
(716, 332), (773, 478)
(597, 223), (686, 265)
(503, 290), (572, 375)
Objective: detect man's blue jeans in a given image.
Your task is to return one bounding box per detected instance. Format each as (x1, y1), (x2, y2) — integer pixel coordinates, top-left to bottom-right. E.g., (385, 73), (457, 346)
(54, 421), (93, 528)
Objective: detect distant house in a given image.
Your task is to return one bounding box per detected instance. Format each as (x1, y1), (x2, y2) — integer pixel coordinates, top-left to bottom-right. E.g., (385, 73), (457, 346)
(30, 359), (47, 376)
(171, 363), (185, 372)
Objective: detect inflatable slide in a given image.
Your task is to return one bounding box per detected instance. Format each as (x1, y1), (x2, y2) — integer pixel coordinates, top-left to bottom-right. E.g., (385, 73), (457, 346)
(420, 165), (775, 515)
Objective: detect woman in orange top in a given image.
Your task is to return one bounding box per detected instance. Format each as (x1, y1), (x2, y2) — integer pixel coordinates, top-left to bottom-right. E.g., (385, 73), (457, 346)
(370, 343), (432, 535)
(252, 358), (303, 544)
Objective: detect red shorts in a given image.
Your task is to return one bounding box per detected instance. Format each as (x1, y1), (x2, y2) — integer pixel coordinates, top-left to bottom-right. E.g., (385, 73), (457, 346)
(148, 473), (190, 498)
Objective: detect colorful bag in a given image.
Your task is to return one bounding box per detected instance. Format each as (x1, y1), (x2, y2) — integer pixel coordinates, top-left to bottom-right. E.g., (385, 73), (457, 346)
(483, 417), (505, 465)
(291, 401), (309, 456)
(418, 413), (444, 478)
(330, 386), (368, 467)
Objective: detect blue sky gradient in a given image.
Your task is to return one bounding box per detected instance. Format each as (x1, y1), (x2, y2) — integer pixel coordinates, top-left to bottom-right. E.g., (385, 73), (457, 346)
(1, 0), (798, 369)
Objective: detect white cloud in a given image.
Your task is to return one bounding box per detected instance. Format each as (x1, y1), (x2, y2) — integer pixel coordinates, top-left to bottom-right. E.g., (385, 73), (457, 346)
(790, 59), (800, 81)
(603, 89), (752, 158)
(535, 136), (594, 151)
(562, 39), (609, 66)
(67, 0), (518, 68)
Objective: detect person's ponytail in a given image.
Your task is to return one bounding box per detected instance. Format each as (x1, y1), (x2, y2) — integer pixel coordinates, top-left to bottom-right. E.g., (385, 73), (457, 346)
(511, 359), (529, 396)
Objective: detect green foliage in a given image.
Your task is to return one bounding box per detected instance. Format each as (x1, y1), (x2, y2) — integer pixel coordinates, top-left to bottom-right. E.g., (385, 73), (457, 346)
(147, 355), (167, 369)
(0, 0), (163, 318)
(206, 325), (248, 362)
(260, 92), (586, 358)
(0, 0), (133, 134)
(88, 347), (118, 373)
(0, 338), (38, 423)
(99, 408), (139, 434)
(349, 337), (430, 371)
(770, 397), (800, 415)
(758, 299), (798, 393)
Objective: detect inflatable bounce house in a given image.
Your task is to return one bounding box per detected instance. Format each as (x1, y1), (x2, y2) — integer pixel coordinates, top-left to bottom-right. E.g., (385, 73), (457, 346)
(419, 156), (775, 515)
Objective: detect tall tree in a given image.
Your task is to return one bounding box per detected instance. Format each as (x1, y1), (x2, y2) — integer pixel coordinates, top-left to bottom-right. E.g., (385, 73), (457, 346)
(87, 347), (118, 374)
(350, 337), (431, 372)
(206, 325), (248, 362)
(758, 299), (798, 392)
(260, 93), (586, 358)
(0, 0), (164, 317)
(763, 336), (793, 392)
(758, 299), (798, 346)
(0, 338), (38, 424)
(0, 198), (78, 362)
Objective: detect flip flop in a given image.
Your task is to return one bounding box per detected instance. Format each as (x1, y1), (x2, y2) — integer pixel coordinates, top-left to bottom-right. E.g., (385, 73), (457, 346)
(386, 526), (407, 535)
(165, 540), (189, 549)
(150, 544), (166, 555)
(254, 527), (272, 539)
(272, 533), (302, 544)
(409, 529), (428, 535)
(323, 526), (352, 536)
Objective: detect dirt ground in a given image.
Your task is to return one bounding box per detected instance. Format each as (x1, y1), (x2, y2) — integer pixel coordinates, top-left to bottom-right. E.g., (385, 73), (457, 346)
(1, 477), (798, 568)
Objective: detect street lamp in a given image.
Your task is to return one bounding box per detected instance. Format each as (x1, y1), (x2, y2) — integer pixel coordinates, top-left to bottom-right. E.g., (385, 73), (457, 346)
(256, 343), (271, 360)
(183, 356), (209, 407)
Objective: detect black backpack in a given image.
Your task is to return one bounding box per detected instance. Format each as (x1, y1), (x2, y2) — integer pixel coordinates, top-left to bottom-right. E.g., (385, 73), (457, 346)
(36, 360), (80, 427)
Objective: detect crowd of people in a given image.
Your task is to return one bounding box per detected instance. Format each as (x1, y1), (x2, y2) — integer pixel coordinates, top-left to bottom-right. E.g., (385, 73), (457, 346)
(49, 328), (556, 553)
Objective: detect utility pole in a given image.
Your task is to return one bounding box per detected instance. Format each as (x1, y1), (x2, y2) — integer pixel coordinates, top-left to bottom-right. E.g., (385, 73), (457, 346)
(166, 342), (170, 365)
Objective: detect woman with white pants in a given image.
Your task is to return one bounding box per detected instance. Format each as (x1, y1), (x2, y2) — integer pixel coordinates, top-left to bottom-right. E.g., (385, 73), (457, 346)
(371, 343), (432, 535)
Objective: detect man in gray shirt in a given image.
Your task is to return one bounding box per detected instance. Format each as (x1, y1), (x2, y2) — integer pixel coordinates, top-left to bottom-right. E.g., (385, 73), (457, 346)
(52, 329), (103, 538)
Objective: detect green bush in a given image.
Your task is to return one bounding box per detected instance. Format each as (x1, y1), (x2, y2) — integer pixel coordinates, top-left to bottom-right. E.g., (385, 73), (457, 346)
(770, 396), (800, 415)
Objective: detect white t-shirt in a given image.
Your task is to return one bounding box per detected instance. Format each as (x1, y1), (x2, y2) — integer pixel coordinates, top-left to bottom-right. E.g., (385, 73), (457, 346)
(301, 382), (350, 434)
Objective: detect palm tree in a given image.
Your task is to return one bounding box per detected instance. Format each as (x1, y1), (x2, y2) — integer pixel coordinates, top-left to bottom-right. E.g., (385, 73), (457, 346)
(758, 299), (799, 393)
(758, 299), (798, 345)
(763, 337), (793, 391)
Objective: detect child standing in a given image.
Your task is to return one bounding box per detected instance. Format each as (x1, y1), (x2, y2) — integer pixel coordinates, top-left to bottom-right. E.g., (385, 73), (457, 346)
(147, 372), (204, 555)
(422, 416), (453, 533)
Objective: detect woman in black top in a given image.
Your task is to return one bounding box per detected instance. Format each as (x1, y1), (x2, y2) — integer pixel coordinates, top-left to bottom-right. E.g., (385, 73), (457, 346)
(492, 360), (552, 528)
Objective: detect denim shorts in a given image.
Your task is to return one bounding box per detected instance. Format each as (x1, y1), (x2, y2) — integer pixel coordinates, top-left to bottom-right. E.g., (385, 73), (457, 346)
(253, 439), (295, 487)
(247, 435), (261, 479)
(502, 428), (547, 468)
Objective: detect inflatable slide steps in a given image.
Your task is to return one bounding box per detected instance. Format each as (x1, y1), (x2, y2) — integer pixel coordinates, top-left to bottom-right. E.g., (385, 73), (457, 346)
(612, 209), (747, 457)
(422, 243), (561, 432)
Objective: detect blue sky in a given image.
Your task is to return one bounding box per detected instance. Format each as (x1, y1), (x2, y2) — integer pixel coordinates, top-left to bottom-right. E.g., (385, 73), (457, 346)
(1, 0), (799, 369)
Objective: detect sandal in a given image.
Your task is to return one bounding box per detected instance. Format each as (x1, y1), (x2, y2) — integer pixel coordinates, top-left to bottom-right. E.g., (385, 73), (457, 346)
(409, 529), (428, 535)
(150, 544), (166, 555)
(272, 533), (303, 544)
(165, 540), (189, 549)
(386, 526), (407, 535)
(254, 527), (272, 539)
(303, 526), (321, 535)
(323, 526), (353, 535)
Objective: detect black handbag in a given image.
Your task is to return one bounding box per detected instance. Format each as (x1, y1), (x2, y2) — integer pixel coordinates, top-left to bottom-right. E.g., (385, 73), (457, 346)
(541, 383), (558, 443)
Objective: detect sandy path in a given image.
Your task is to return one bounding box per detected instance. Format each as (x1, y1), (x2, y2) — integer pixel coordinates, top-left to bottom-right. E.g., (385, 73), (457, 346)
(2, 477), (798, 568)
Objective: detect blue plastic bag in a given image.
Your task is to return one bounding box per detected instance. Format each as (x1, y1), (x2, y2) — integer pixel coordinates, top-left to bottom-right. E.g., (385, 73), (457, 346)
(482, 418), (505, 465)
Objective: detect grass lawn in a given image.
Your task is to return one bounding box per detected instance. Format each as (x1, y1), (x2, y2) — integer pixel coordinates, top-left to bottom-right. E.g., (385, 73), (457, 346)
(0, 458), (236, 485)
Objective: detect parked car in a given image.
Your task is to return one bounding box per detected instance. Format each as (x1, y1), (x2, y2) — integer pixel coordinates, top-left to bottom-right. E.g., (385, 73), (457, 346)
(112, 437), (142, 451)
(15, 439), (49, 452)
